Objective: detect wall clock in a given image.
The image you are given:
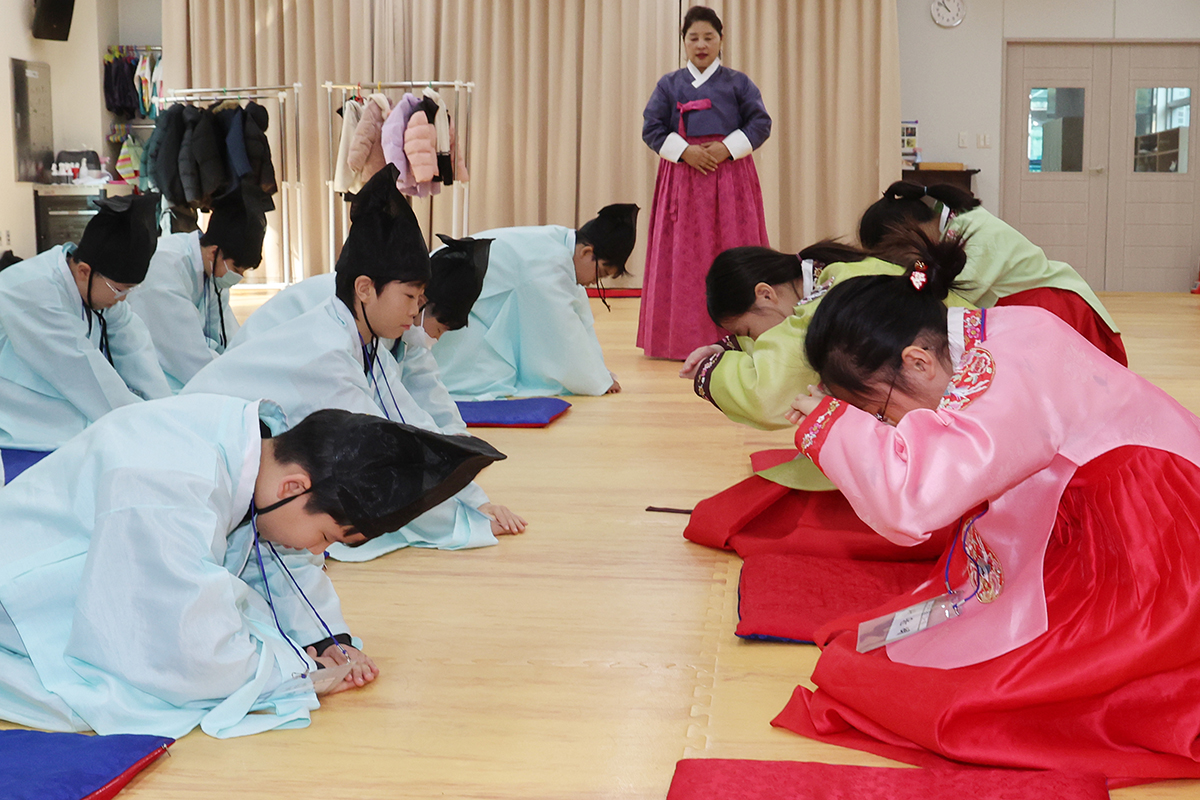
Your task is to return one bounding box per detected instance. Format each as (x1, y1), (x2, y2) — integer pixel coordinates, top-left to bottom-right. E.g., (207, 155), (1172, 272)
(931, 0), (966, 28)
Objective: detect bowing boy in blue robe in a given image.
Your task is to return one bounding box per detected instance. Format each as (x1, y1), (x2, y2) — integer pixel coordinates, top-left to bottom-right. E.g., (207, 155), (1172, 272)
(183, 165), (525, 560)
(128, 184), (269, 390)
(431, 204), (639, 400)
(230, 232), (493, 436)
(0, 393), (504, 738)
(0, 193), (170, 483)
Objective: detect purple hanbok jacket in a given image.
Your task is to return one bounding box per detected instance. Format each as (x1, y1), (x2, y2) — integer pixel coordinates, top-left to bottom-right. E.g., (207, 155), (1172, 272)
(642, 65), (771, 155)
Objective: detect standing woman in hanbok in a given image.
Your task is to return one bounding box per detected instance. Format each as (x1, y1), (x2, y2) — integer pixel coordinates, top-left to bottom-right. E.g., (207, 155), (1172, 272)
(638, 5), (771, 360)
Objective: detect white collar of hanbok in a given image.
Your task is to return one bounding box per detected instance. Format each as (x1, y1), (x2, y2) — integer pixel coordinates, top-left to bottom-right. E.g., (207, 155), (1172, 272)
(188, 228), (205, 274)
(947, 306), (967, 370)
(54, 245), (85, 317)
(233, 400), (267, 527)
(688, 58), (721, 88)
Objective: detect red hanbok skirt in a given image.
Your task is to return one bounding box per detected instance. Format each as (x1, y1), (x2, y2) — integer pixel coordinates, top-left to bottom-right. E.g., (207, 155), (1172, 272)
(772, 445), (1200, 786)
(995, 287), (1127, 367)
(685, 474), (953, 562)
(637, 134), (770, 360)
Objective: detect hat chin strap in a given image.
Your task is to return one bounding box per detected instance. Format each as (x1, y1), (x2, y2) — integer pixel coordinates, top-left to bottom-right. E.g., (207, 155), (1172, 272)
(82, 270), (113, 366)
(254, 489), (311, 517)
(359, 303), (381, 374)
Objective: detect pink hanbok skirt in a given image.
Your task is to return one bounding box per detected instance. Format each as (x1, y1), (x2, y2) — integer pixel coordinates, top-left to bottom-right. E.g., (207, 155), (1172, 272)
(637, 134), (769, 360)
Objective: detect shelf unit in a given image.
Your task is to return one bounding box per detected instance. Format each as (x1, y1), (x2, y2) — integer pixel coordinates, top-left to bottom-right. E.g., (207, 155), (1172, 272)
(1134, 126), (1189, 173)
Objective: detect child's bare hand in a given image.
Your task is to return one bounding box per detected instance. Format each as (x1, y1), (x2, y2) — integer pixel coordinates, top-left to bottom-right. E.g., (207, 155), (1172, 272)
(479, 503), (527, 535)
(679, 344), (724, 379)
(307, 644), (379, 694)
(607, 371), (622, 394)
(784, 386), (827, 425)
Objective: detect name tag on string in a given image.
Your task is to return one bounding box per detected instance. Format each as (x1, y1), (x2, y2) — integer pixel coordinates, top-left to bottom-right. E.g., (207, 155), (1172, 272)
(856, 591), (964, 653)
(298, 662), (354, 695)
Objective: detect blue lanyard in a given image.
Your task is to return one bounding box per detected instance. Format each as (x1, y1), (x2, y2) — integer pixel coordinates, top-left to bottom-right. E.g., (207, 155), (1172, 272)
(250, 502), (351, 669)
(361, 336), (406, 424)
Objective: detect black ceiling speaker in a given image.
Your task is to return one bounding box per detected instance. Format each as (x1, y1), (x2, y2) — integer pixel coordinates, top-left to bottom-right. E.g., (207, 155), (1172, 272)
(32, 0), (76, 41)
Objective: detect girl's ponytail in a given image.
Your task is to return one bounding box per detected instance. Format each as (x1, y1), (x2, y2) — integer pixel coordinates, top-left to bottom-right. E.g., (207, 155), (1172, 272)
(876, 227), (969, 303)
(859, 180), (981, 248)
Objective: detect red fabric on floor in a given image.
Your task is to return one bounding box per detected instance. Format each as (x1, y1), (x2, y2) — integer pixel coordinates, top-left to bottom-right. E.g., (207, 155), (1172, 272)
(685, 474), (954, 561)
(994, 287), (1127, 366)
(772, 447), (1200, 786)
(665, 758), (1110, 800)
(736, 554), (933, 643)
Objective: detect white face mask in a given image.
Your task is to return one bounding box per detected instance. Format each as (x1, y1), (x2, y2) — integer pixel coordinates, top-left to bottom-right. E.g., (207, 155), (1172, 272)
(402, 311), (436, 349)
(213, 269), (243, 291)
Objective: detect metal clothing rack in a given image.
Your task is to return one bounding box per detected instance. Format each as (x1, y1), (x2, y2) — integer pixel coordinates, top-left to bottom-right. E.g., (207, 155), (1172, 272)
(322, 80), (474, 271)
(156, 84), (302, 286)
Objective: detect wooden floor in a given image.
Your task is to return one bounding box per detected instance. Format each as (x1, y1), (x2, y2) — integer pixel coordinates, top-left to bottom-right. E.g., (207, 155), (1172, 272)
(11, 292), (1200, 798)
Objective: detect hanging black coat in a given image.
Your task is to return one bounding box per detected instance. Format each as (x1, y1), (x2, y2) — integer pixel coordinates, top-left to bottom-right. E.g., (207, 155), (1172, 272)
(242, 101), (278, 199)
(179, 106), (230, 207)
(211, 101), (252, 183)
(146, 103), (188, 208)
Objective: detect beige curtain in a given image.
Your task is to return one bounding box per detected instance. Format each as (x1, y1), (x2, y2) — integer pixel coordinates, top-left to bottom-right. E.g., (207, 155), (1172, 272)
(162, 0), (900, 284)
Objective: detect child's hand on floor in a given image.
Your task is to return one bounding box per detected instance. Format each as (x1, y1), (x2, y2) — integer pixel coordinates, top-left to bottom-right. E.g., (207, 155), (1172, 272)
(679, 344), (724, 379)
(607, 371), (622, 394)
(784, 386), (827, 425)
(307, 644), (379, 694)
(479, 503), (528, 535)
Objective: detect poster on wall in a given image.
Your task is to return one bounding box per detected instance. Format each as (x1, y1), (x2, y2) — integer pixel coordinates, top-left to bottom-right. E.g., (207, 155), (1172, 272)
(11, 59), (54, 182)
(901, 119), (919, 166)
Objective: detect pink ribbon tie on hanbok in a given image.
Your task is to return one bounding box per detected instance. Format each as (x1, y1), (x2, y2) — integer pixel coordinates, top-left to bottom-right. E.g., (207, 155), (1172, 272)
(677, 99), (712, 136)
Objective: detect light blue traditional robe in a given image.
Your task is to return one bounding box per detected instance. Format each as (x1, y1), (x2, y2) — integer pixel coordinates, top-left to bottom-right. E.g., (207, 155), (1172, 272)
(232, 272), (466, 434)
(431, 226), (612, 400)
(0, 245), (170, 451)
(0, 395), (337, 739)
(126, 231), (239, 391)
(183, 295), (494, 560)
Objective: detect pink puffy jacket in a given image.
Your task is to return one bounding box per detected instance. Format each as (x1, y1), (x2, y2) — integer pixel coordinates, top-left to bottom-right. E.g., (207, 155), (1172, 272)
(346, 93), (391, 183)
(403, 111), (438, 184)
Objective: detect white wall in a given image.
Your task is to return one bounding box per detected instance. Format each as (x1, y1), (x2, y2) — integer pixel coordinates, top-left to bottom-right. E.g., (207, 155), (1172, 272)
(118, 0), (161, 46)
(0, 0), (121, 256)
(898, 0), (1200, 212)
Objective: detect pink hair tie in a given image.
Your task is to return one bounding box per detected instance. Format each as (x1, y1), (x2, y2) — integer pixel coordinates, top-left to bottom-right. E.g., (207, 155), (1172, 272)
(909, 260), (928, 290)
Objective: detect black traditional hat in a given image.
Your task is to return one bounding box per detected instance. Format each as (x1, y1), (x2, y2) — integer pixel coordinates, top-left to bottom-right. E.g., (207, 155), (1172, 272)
(334, 163), (430, 284)
(205, 184), (269, 268)
(578, 203), (639, 271)
(74, 193), (162, 283)
(425, 233), (492, 330)
(312, 411), (505, 540)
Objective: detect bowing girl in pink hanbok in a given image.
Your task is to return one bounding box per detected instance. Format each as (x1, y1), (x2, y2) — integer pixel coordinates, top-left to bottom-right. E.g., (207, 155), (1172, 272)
(776, 231), (1200, 786)
(638, 6), (771, 360)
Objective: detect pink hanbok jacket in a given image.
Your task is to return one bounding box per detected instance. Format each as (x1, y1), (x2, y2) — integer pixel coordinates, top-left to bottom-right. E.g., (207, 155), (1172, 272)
(795, 306), (1200, 669)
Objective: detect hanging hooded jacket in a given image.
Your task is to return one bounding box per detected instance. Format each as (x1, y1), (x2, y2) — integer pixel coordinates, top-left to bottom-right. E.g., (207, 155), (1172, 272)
(242, 102), (277, 201)
(212, 101), (252, 183)
(146, 104), (187, 207)
(381, 93), (418, 193)
(332, 99), (364, 194)
(346, 94), (391, 186)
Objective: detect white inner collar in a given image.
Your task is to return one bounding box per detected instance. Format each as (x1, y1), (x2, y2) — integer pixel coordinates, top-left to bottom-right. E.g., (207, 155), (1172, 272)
(688, 58), (721, 88)
(947, 307), (967, 370)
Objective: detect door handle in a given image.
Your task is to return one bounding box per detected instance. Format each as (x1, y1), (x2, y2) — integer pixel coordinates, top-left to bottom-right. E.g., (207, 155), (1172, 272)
(1089, 166), (1106, 174)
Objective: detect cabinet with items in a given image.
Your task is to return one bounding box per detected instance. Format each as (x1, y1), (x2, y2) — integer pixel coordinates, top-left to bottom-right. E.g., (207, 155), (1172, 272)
(1134, 126), (1189, 173)
(34, 185), (134, 253)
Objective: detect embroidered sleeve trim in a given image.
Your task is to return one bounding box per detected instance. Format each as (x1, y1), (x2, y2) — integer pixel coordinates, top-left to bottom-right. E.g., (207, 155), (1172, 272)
(939, 347), (995, 412)
(963, 308), (986, 349)
(718, 334), (741, 352)
(794, 396), (846, 466)
(693, 350), (725, 407)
